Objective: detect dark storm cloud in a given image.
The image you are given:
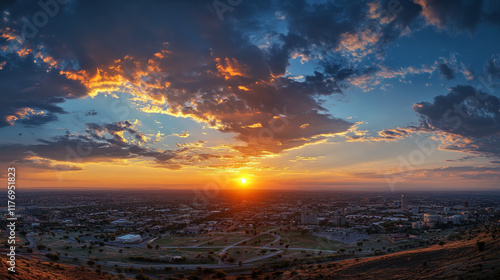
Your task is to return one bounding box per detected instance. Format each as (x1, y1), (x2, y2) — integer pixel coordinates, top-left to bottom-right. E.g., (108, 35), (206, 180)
(16, 113), (58, 126)
(376, 0), (422, 45)
(0, 57), (87, 127)
(413, 85), (500, 138)
(413, 85), (500, 159)
(441, 136), (500, 159)
(414, 0), (500, 32)
(438, 63), (455, 80)
(388, 0), (423, 26)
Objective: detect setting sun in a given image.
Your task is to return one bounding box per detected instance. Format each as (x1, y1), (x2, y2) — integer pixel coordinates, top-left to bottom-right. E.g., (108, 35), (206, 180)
(240, 178), (247, 184)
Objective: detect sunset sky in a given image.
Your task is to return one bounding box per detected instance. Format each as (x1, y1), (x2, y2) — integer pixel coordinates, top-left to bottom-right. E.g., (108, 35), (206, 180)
(1, 0), (500, 190)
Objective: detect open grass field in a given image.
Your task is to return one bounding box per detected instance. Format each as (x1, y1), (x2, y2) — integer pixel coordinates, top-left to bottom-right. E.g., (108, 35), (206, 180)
(33, 232), (219, 264)
(280, 231), (343, 250)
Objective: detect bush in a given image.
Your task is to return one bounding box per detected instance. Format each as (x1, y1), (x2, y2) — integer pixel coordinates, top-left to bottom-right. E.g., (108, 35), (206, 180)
(135, 274), (151, 280)
(46, 252), (60, 261)
(214, 270), (226, 278)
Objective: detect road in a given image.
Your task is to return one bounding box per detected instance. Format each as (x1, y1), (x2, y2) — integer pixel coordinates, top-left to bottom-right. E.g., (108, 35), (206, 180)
(218, 228), (280, 258)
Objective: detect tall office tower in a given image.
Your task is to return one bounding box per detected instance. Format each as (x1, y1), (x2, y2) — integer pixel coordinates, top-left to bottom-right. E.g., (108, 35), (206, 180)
(401, 194), (407, 211)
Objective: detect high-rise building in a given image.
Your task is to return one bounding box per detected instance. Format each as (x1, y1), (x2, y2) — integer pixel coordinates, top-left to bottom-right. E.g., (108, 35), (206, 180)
(401, 194), (407, 211)
(332, 215), (346, 226)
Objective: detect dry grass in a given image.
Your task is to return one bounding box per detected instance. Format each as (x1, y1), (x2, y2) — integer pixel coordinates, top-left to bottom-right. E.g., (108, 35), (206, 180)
(227, 230), (500, 280)
(0, 253), (121, 280)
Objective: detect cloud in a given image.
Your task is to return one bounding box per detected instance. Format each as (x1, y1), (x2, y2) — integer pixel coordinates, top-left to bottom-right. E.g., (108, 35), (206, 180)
(384, 165), (500, 181)
(483, 56), (500, 85)
(14, 152), (83, 171)
(172, 131), (190, 138)
(85, 110), (98, 116)
(0, 120), (251, 172)
(0, 124), (229, 171)
(344, 125), (418, 142)
(346, 64), (435, 91)
(413, 85), (500, 159)
(445, 155), (480, 162)
(438, 63), (455, 80)
(0, 56), (88, 127)
(86, 121), (146, 145)
(413, 0), (484, 32)
(413, 85), (500, 138)
(377, 128), (412, 140)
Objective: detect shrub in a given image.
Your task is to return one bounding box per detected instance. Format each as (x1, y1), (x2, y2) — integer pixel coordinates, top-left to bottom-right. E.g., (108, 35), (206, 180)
(214, 270), (226, 278)
(46, 252), (60, 261)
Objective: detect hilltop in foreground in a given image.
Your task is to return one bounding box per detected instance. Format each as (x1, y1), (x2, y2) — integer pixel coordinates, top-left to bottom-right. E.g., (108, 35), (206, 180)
(229, 228), (500, 280)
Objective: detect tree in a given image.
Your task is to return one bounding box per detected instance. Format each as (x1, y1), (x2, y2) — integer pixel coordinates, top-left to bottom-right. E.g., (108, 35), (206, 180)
(477, 241), (486, 252)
